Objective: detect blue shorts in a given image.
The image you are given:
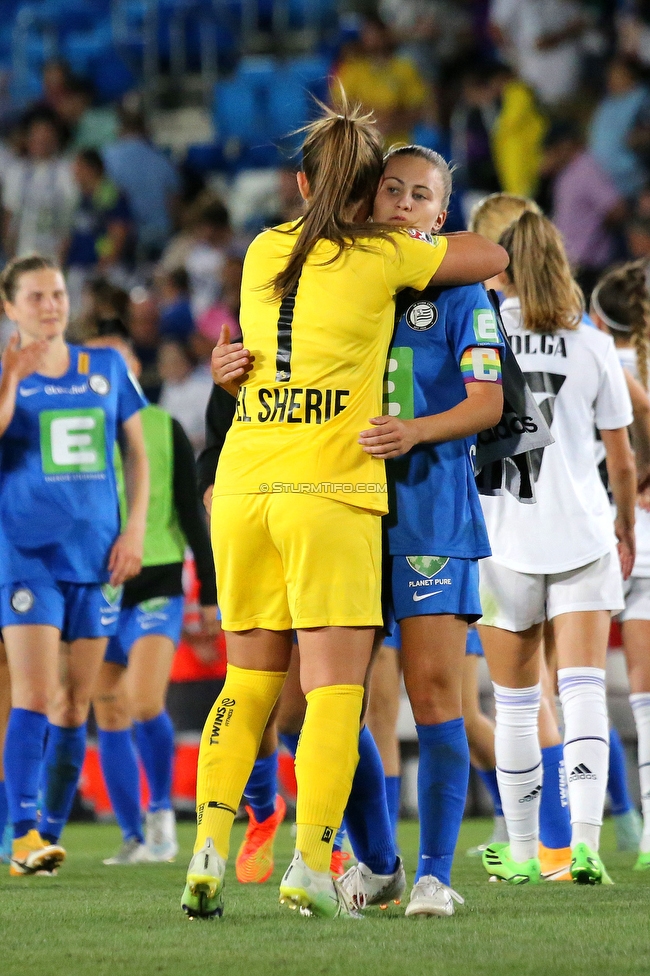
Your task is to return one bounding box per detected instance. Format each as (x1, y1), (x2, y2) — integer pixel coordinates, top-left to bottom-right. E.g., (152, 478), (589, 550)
(386, 555), (482, 629)
(105, 595), (185, 667)
(0, 581), (122, 642)
(465, 628), (484, 656)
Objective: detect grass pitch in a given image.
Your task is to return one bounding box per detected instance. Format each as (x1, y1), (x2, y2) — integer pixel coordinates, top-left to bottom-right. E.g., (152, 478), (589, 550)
(1, 819), (649, 976)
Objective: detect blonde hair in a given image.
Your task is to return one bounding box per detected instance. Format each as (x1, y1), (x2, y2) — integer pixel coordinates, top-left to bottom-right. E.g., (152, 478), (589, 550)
(272, 94), (386, 301)
(469, 192), (541, 243)
(500, 212), (583, 335)
(592, 260), (650, 389)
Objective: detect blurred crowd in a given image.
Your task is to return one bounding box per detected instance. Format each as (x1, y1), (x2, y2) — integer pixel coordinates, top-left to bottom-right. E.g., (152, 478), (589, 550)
(2, 1), (650, 449)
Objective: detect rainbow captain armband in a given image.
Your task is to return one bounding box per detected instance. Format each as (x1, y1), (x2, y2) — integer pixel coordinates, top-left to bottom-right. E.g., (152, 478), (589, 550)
(460, 347), (502, 385)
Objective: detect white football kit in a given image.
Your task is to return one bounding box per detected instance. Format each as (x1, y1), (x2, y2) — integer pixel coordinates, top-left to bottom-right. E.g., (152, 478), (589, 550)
(615, 346), (650, 621)
(480, 298), (632, 631)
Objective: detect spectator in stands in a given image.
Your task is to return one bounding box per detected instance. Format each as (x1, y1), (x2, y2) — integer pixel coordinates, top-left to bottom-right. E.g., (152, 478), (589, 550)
(119, 287), (159, 400)
(331, 12), (429, 146)
(451, 61), (546, 215)
(57, 77), (119, 151)
(39, 59), (73, 116)
(489, 0), (587, 107)
(625, 181), (650, 258)
(542, 121), (627, 300)
(626, 215), (650, 259)
(589, 56), (650, 200)
(157, 338), (213, 453)
(158, 268), (195, 343)
(65, 149), (132, 311)
(265, 166), (304, 227)
(103, 107), (181, 261)
(183, 200), (233, 318)
(378, 0), (474, 83)
(75, 278), (131, 343)
(1, 110), (76, 260)
(195, 252), (243, 359)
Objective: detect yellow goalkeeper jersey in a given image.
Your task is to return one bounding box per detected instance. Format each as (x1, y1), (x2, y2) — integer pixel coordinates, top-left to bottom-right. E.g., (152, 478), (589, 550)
(214, 222), (448, 514)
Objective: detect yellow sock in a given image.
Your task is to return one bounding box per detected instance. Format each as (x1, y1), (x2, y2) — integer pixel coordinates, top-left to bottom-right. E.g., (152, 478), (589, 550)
(295, 684), (363, 873)
(194, 663), (286, 858)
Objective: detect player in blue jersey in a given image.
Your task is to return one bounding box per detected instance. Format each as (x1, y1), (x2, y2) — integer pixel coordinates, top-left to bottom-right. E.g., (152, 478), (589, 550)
(0, 255), (148, 875)
(214, 146), (505, 916)
(348, 146), (504, 916)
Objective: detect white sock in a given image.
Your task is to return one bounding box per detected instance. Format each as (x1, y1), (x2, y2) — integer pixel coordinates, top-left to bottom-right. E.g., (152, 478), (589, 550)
(630, 692), (650, 853)
(493, 682), (542, 862)
(558, 667), (609, 851)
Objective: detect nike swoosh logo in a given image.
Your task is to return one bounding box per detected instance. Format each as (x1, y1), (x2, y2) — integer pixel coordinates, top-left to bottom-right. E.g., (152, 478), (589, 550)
(101, 615), (118, 625)
(542, 865), (571, 881)
(412, 590), (443, 602)
(19, 388), (39, 396)
(20, 801), (36, 808)
(140, 620), (163, 629)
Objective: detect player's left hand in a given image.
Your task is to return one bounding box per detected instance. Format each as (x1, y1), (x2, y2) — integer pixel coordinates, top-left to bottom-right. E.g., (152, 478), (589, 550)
(359, 415), (420, 459)
(108, 528), (144, 586)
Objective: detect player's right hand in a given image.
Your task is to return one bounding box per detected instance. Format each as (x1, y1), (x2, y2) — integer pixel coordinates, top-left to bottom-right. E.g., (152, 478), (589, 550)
(1, 332), (48, 381)
(615, 516), (636, 581)
(211, 323), (253, 395)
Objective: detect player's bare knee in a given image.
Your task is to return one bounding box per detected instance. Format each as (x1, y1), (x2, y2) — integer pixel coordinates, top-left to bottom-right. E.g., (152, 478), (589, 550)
(130, 699), (162, 724)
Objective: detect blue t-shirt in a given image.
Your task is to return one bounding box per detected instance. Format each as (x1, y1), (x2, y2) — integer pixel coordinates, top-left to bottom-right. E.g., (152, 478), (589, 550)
(385, 283), (504, 558)
(67, 178), (132, 268)
(0, 345), (146, 585)
(159, 297), (195, 342)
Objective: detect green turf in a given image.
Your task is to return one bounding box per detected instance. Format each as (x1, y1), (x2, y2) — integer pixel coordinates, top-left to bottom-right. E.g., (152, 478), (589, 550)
(1, 819), (649, 976)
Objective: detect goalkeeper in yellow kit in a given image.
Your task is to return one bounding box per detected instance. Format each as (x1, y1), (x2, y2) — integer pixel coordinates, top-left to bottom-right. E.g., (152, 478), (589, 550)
(181, 96), (508, 920)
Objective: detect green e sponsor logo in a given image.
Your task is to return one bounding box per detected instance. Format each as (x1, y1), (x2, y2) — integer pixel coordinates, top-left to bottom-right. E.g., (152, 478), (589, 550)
(384, 347), (414, 420)
(40, 409), (107, 474)
(473, 308), (499, 343)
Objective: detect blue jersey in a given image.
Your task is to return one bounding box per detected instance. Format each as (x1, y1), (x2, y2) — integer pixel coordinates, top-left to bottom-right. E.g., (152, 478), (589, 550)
(0, 345), (146, 585)
(385, 283), (504, 558)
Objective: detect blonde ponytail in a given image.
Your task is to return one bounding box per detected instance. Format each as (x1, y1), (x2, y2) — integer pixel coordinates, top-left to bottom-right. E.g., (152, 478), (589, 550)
(499, 212), (583, 334)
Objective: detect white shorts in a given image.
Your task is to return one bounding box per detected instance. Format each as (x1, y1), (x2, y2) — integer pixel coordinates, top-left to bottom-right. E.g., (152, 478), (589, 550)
(618, 575), (650, 622)
(479, 550), (625, 633)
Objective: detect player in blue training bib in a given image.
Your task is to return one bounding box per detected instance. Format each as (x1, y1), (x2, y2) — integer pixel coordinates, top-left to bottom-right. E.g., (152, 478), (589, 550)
(352, 147), (504, 917)
(0, 255), (148, 875)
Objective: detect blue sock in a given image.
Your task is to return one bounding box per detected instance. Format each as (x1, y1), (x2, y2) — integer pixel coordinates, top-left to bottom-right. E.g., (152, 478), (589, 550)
(416, 718), (470, 886)
(243, 751), (278, 822)
(134, 712), (174, 813)
(608, 727), (633, 815)
(344, 726), (396, 875)
(98, 728), (143, 843)
(40, 723), (87, 843)
(4, 708), (48, 838)
(0, 780), (8, 833)
(332, 825), (346, 853)
(476, 767), (503, 817)
(539, 744), (572, 848)
(279, 732), (299, 757)
(385, 775), (401, 843)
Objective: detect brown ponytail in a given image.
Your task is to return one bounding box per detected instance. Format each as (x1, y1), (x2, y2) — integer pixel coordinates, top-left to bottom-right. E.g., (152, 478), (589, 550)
(592, 260), (650, 389)
(499, 212), (583, 335)
(271, 94), (387, 301)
